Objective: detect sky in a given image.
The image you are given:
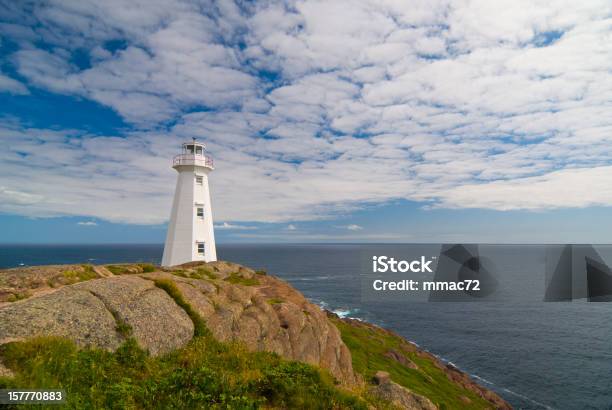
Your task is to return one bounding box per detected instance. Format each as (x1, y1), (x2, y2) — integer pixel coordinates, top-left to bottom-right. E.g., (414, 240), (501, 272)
(0, 0), (611, 244)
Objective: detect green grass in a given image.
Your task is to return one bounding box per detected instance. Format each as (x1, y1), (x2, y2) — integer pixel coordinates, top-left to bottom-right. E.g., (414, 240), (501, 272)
(105, 265), (131, 275)
(267, 298), (284, 305)
(137, 263), (157, 273)
(190, 267), (218, 280)
(81, 264), (97, 276)
(61, 265), (98, 284)
(226, 272), (259, 286)
(255, 270), (267, 276)
(111, 311), (132, 338)
(332, 318), (493, 410)
(153, 279), (209, 337)
(0, 280), (367, 410)
(7, 292), (30, 302)
(0, 337), (366, 410)
(169, 269), (188, 278)
(106, 264), (156, 275)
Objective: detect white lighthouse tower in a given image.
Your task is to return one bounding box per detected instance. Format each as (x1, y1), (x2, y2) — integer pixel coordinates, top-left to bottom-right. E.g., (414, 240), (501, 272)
(162, 139), (217, 266)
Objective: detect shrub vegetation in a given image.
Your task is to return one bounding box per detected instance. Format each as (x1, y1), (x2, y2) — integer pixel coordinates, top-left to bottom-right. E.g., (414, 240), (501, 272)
(226, 272), (259, 286)
(332, 317), (494, 409)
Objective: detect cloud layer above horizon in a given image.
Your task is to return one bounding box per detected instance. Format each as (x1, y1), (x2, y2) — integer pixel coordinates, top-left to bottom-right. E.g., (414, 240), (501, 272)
(0, 0), (611, 224)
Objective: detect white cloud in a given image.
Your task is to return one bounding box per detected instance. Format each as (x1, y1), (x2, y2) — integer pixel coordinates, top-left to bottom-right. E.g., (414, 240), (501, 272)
(335, 224), (364, 231)
(77, 221), (98, 226)
(10, 2), (259, 126)
(345, 224), (363, 231)
(0, 0), (610, 225)
(434, 166), (612, 211)
(214, 222), (258, 230)
(0, 186), (43, 205)
(0, 73), (28, 95)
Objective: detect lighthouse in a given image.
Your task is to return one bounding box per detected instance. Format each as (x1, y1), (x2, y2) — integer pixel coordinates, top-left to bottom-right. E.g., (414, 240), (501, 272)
(161, 139), (217, 266)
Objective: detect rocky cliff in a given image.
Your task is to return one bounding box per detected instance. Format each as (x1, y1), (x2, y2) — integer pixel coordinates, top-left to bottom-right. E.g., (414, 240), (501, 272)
(0, 261), (511, 409)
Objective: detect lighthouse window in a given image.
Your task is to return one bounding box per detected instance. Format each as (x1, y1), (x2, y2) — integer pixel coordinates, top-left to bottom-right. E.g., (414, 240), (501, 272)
(195, 146), (203, 155)
(195, 175), (203, 184)
(196, 207), (204, 218)
(197, 242), (205, 255)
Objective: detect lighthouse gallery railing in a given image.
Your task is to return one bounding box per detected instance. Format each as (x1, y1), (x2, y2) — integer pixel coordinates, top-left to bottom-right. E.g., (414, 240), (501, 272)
(172, 154), (214, 168)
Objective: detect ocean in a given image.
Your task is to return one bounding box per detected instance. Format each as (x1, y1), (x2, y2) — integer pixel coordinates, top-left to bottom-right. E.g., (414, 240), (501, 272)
(0, 243), (610, 409)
